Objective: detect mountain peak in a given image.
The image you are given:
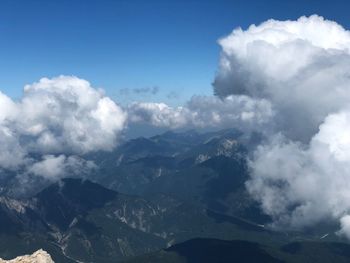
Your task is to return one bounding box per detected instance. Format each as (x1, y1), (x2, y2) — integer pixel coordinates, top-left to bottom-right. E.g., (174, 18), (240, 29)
(0, 249), (54, 263)
(34, 178), (117, 230)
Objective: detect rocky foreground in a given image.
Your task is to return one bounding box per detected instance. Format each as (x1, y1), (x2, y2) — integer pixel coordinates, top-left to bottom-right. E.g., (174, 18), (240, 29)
(0, 250), (54, 263)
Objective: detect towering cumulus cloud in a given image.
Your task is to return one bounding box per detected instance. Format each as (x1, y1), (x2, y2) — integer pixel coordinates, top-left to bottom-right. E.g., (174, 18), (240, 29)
(214, 15), (350, 141)
(212, 15), (350, 236)
(0, 76), (126, 178)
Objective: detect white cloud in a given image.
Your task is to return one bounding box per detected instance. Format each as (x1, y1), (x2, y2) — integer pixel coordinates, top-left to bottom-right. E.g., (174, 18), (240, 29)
(247, 109), (350, 232)
(18, 76), (127, 154)
(339, 215), (350, 239)
(214, 15), (350, 142)
(247, 134), (327, 229)
(128, 95), (274, 131)
(28, 154), (96, 180)
(0, 75), (127, 180)
(0, 127), (27, 170)
(208, 15), (350, 237)
(0, 91), (18, 123)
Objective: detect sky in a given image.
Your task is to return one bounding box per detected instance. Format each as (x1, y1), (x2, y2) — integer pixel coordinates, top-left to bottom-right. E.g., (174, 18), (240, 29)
(1, 0), (350, 105)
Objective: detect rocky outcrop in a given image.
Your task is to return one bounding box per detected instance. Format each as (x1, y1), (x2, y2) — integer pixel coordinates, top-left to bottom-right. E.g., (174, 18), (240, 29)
(0, 250), (54, 263)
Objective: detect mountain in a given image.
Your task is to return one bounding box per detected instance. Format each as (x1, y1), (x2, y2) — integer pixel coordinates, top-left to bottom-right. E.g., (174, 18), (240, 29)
(0, 178), (285, 262)
(126, 238), (350, 263)
(126, 238), (283, 263)
(89, 129), (269, 224)
(0, 249), (54, 263)
(0, 129), (347, 262)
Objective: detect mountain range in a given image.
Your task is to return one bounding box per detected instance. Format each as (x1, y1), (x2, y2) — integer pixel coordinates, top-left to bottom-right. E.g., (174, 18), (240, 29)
(0, 129), (347, 262)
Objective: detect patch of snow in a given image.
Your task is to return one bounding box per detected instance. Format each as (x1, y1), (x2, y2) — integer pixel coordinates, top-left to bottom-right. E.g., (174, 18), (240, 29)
(69, 217), (78, 228)
(0, 197), (26, 214)
(195, 154), (210, 164)
(320, 233), (329, 239)
(156, 167), (162, 178)
(116, 154), (124, 166)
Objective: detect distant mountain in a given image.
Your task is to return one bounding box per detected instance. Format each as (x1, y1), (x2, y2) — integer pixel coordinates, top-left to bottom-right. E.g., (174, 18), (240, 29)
(89, 129), (269, 224)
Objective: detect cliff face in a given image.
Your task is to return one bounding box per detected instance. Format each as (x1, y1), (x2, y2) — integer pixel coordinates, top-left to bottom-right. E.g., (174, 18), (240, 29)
(0, 250), (54, 263)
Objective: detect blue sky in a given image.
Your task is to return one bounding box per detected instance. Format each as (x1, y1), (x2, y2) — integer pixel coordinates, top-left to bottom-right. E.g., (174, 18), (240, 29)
(0, 0), (349, 105)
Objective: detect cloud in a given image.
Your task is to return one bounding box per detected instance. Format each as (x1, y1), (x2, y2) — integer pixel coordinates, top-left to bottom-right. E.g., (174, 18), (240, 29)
(247, 110), (350, 231)
(119, 86), (159, 95)
(339, 215), (350, 239)
(210, 15), (350, 236)
(19, 76), (127, 154)
(28, 155), (96, 180)
(0, 75), (127, 180)
(128, 95), (274, 131)
(214, 15), (350, 142)
(0, 127), (27, 170)
(134, 86), (159, 95)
